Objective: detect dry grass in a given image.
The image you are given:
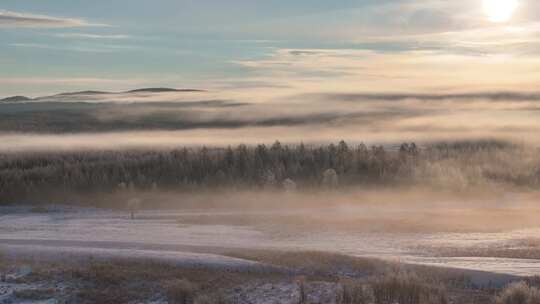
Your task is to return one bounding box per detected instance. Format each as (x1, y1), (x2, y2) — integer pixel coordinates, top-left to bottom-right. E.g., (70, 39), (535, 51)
(372, 273), (448, 304)
(29, 206), (51, 213)
(227, 251), (473, 304)
(13, 288), (56, 301)
(0, 251), (7, 279)
(295, 276), (308, 304)
(69, 260), (248, 303)
(226, 250), (387, 278)
(63, 256), (307, 303)
(165, 279), (197, 304)
(76, 288), (142, 304)
(339, 279), (373, 304)
(227, 250), (473, 290)
(0, 251), (504, 304)
(194, 294), (229, 304)
(495, 282), (540, 304)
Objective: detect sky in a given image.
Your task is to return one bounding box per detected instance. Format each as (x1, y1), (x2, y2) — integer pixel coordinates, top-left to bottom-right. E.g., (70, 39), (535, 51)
(2, 0), (540, 97)
(1, 1), (540, 148)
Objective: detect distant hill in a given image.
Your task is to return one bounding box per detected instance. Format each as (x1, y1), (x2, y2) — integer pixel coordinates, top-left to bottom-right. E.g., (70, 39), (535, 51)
(3, 88), (206, 102)
(55, 91), (111, 96)
(126, 88), (204, 93)
(0, 96), (32, 103)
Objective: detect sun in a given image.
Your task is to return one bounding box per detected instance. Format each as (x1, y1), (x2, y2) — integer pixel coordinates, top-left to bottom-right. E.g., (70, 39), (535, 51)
(483, 0), (518, 22)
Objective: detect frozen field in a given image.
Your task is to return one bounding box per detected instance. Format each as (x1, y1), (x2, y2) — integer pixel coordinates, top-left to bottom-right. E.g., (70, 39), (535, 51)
(1, 199), (540, 277)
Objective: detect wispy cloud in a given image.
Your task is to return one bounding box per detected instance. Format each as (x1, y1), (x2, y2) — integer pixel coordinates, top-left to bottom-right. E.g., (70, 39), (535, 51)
(54, 33), (130, 40)
(0, 10), (106, 28)
(355, 22), (540, 56)
(0, 77), (143, 86)
(234, 48), (540, 93)
(9, 43), (113, 53)
(9, 42), (141, 53)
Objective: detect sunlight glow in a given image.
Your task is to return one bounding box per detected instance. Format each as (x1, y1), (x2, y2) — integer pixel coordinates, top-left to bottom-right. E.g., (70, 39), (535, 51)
(483, 0), (518, 22)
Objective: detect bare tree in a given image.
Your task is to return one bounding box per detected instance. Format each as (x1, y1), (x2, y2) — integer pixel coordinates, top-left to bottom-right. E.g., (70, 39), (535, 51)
(127, 198), (141, 220)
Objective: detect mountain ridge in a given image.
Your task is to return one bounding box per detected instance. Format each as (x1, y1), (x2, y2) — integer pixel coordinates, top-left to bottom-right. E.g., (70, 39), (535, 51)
(127, 88), (204, 93)
(1, 88), (206, 101)
(56, 91), (110, 96)
(0, 96), (33, 103)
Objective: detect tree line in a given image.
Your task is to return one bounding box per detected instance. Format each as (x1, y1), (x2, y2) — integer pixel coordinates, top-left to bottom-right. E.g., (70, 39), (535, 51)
(0, 140), (536, 204)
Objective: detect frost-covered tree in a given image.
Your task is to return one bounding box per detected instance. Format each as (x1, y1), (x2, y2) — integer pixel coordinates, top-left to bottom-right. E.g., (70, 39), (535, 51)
(282, 178), (297, 192)
(322, 169), (339, 189)
(0, 140), (530, 205)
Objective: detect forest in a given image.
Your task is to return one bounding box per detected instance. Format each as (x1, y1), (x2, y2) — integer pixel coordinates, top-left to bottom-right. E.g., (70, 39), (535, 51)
(0, 139), (538, 205)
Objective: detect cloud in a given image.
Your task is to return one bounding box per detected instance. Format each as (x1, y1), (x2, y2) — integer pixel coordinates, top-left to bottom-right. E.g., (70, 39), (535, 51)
(234, 48), (540, 94)
(0, 77), (145, 87)
(355, 22), (540, 56)
(0, 10), (106, 28)
(54, 33), (130, 39)
(219, 0), (540, 56)
(311, 92), (540, 103)
(9, 43), (117, 53)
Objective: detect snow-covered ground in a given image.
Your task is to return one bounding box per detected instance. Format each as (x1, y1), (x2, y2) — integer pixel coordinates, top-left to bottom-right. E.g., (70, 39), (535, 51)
(1, 205), (540, 277)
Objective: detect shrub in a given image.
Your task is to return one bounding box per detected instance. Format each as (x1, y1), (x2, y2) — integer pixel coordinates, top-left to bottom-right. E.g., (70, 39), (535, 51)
(372, 273), (447, 304)
(29, 206), (51, 213)
(339, 280), (373, 304)
(76, 288), (137, 304)
(194, 294), (228, 304)
(496, 281), (540, 304)
(14, 288), (55, 301)
(165, 279), (197, 304)
(295, 276), (308, 304)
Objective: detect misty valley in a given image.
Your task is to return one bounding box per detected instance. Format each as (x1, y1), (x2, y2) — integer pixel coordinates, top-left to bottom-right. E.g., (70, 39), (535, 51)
(2, 130), (540, 303)
(2, 0), (540, 302)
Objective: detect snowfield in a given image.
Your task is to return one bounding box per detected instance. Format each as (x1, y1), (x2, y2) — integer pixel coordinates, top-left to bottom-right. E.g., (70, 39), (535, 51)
(1, 205), (540, 277)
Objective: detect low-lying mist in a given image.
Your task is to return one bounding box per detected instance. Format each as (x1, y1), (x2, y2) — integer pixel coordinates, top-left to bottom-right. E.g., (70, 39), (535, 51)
(11, 188), (540, 235)
(154, 189), (540, 234)
(2, 89), (540, 151)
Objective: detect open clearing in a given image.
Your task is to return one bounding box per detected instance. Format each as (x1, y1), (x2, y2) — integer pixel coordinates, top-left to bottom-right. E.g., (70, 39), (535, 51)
(2, 193), (540, 278)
